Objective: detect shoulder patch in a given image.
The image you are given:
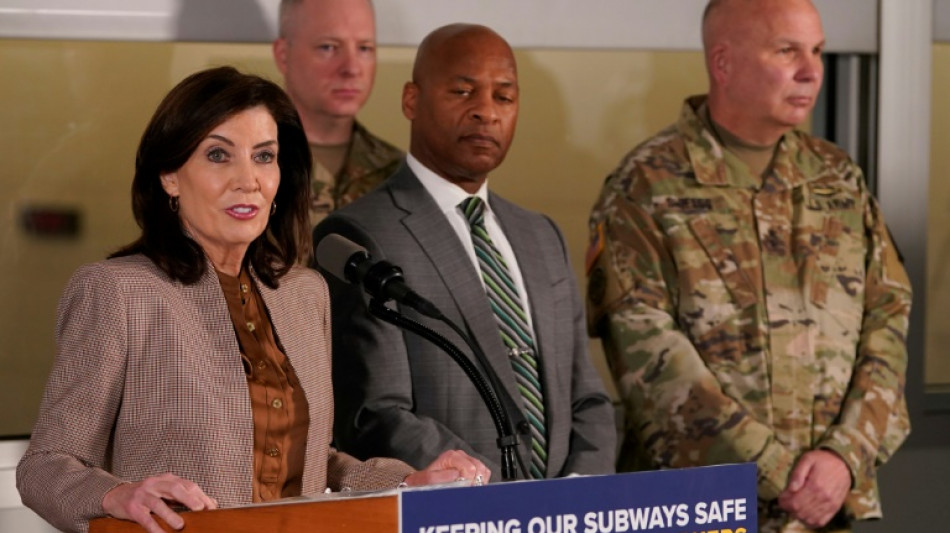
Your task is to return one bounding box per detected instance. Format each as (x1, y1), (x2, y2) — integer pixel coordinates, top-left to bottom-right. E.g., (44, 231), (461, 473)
(585, 222), (605, 275)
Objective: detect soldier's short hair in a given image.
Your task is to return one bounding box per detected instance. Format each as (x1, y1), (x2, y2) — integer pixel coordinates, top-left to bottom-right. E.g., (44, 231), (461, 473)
(277, 0), (375, 39)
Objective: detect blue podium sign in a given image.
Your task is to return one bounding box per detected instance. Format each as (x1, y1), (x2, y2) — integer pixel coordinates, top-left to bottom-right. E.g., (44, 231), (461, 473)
(400, 463), (757, 533)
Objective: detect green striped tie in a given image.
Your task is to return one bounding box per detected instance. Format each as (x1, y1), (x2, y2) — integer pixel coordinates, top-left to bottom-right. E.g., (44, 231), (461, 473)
(459, 196), (547, 479)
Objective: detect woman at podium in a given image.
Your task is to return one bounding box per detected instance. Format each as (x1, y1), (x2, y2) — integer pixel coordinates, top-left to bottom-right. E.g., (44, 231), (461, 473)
(15, 66), (489, 533)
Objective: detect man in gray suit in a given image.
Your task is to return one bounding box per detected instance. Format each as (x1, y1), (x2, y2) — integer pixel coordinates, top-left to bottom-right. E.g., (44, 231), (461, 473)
(313, 23), (616, 480)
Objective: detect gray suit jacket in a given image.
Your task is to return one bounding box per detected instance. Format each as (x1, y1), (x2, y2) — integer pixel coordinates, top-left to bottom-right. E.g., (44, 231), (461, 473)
(313, 164), (616, 479)
(16, 255), (413, 533)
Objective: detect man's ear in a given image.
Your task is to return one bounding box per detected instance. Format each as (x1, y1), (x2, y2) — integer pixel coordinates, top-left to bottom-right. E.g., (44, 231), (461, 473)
(273, 38), (289, 76)
(709, 44), (730, 84)
(402, 81), (419, 120)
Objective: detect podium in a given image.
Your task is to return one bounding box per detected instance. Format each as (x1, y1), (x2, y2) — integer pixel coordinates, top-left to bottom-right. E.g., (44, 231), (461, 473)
(90, 463), (757, 533)
(90, 493), (399, 533)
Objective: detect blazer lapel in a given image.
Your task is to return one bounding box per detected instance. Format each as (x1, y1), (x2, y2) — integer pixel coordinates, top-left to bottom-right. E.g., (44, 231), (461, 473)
(256, 270), (329, 493)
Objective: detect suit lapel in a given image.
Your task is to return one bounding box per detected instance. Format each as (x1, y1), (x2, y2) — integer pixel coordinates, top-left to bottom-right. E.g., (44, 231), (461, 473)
(389, 169), (525, 410)
(491, 195), (566, 469)
(493, 200), (556, 363)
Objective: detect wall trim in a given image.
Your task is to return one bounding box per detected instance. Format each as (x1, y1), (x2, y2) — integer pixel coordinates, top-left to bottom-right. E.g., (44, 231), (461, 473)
(0, 0), (877, 52)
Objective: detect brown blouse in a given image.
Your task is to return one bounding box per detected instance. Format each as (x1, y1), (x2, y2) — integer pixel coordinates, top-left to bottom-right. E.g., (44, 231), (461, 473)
(216, 268), (310, 502)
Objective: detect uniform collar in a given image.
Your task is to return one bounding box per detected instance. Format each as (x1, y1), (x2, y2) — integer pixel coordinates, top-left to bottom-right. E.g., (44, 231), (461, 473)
(678, 95), (823, 190)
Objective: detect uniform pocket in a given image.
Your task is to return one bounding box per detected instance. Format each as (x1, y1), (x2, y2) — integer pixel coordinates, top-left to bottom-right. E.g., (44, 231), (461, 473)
(805, 214), (866, 339)
(662, 213), (760, 365)
(688, 216), (758, 309)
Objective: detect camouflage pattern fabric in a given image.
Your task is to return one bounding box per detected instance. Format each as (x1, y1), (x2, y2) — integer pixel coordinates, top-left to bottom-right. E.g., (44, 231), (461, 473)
(309, 121), (403, 226)
(586, 95), (912, 533)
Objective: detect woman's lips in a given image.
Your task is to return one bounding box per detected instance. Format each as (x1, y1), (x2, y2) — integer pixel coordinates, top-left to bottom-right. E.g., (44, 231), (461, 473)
(226, 205), (260, 220)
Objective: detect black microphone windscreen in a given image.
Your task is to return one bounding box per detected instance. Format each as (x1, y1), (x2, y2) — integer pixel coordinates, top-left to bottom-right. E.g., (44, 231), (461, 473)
(315, 233), (367, 283)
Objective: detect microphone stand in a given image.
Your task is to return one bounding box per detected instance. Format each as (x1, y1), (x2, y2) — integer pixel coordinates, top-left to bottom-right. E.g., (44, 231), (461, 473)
(367, 298), (528, 481)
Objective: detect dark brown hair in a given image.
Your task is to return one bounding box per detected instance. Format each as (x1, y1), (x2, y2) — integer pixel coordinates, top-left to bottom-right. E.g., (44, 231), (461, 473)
(111, 66), (312, 288)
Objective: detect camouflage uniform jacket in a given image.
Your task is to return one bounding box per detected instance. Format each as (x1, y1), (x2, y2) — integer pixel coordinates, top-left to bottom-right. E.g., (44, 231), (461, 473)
(310, 121), (403, 222)
(587, 96), (911, 530)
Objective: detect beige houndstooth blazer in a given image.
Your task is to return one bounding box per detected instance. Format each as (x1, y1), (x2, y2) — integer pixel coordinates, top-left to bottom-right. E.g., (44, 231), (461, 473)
(16, 254), (413, 533)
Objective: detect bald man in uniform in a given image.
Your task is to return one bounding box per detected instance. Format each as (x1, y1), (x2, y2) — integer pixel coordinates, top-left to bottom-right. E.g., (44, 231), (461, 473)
(586, 1), (911, 531)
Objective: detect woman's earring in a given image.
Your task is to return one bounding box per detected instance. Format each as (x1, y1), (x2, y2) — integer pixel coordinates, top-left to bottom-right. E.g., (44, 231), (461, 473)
(169, 196), (179, 213)
(271, 201), (277, 216)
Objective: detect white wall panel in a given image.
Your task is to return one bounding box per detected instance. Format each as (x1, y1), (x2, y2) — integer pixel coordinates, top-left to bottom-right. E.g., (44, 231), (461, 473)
(0, 440), (56, 532)
(0, 0), (877, 52)
(936, 0), (950, 41)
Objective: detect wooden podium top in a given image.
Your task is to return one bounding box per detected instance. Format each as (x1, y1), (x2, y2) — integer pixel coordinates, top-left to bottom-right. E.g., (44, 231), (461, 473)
(89, 493), (398, 533)
(88, 465), (760, 533)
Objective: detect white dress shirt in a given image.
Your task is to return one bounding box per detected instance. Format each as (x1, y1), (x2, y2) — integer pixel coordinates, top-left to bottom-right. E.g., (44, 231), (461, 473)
(407, 154), (535, 333)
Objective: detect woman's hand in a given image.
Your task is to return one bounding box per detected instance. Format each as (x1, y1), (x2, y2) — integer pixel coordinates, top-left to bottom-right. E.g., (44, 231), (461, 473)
(403, 450), (492, 487)
(101, 473), (218, 533)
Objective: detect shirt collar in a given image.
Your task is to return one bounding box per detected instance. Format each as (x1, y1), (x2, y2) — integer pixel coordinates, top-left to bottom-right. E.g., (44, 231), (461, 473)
(406, 153), (490, 214)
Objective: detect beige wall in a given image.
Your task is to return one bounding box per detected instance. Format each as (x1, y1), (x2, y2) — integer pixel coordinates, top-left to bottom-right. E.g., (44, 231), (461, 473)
(0, 40), (708, 435)
(7, 39), (937, 432)
(1, 40), (164, 436)
(0, 40), (283, 436)
(926, 43), (950, 391)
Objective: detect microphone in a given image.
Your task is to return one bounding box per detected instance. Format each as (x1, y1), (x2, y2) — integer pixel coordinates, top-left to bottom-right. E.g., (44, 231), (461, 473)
(315, 233), (443, 319)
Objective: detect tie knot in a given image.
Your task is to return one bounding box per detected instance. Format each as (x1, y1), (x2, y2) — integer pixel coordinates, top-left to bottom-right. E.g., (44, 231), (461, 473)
(459, 196), (486, 228)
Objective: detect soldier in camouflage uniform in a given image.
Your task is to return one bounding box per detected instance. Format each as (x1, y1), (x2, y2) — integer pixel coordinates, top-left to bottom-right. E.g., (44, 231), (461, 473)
(586, 1), (911, 532)
(306, 121), (403, 225)
(273, 0), (404, 226)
